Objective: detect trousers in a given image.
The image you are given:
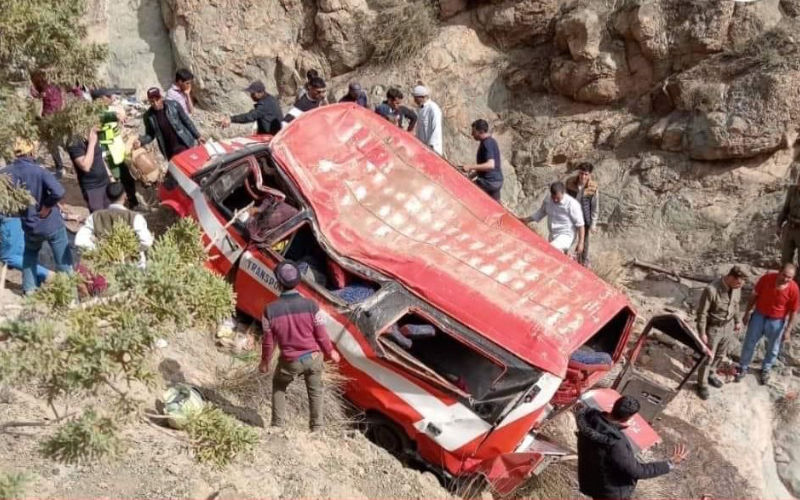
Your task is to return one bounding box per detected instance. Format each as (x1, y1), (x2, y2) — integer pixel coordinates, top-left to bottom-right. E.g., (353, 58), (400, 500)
(271, 352), (324, 430)
(739, 311), (785, 373)
(697, 323), (734, 388)
(22, 226), (72, 293)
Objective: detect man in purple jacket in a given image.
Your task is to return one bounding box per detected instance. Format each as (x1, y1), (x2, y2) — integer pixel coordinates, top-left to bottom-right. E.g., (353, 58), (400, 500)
(259, 261), (340, 431)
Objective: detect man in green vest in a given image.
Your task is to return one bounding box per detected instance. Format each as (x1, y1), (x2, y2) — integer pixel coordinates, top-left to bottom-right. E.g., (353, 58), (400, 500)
(75, 182), (153, 266)
(778, 175), (800, 269)
(91, 89), (139, 209)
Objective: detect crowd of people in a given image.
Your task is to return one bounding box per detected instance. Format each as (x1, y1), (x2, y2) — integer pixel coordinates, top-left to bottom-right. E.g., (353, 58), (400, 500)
(2, 64), (798, 500)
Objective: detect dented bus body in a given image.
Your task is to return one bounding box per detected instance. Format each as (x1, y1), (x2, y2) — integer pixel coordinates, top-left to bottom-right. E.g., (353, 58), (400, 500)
(158, 104), (672, 492)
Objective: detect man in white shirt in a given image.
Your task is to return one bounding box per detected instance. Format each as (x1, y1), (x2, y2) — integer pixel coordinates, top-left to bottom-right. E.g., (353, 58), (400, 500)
(75, 183), (154, 266)
(521, 181), (585, 255)
(412, 85), (443, 155)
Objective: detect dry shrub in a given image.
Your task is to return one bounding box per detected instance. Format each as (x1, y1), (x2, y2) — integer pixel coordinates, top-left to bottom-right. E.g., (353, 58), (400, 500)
(184, 405), (258, 469)
(368, 1), (439, 65)
(216, 353), (352, 432)
(592, 251), (631, 290)
(775, 391), (800, 424)
(0, 173), (34, 215)
(511, 461), (578, 499)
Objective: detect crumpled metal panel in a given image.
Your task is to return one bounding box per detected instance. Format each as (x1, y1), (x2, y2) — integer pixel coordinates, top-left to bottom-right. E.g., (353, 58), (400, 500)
(271, 103), (632, 377)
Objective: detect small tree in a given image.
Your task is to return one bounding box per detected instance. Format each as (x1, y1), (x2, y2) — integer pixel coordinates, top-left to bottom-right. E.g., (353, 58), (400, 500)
(0, 0), (106, 157)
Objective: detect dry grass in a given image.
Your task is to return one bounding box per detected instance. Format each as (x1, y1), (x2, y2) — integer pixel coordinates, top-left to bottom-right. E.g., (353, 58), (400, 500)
(215, 352), (352, 432)
(512, 461), (578, 499)
(368, 1), (439, 66)
(775, 391), (800, 424)
(592, 251), (631, 290)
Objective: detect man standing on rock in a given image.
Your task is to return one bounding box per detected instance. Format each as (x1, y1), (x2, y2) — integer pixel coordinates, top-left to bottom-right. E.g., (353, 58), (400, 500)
(165, 68), (195, 115)
(282, 77), (328, 128)
(566, 162), (599, 267)
(778, 175), (800, 270)
(2, 138), (73, 294)
(736, 263), (799, 385)
(412, 84), (443, 155)
(520, 181), (585, 256)
(577, 396), (688, 500)
(221, 81), (283, 136)
(695, 265), (746, 400)
(259, 261), (341, 432)
(459, 119), (503, 202)
(137, 87), (204, 160)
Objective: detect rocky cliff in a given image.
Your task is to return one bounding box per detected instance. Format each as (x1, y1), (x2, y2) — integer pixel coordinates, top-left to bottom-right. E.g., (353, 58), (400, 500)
(88, 0), (795, 270)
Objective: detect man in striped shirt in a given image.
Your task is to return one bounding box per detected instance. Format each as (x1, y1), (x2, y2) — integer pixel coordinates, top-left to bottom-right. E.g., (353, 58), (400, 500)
(282, 77), (327, 128)
(260, 261), (340, 431)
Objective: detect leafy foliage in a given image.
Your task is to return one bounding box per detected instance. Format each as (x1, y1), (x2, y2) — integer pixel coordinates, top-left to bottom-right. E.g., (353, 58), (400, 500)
(81, 221), (142, 273)
(368, 1), (439, 65)
(0, 0), (106, 159)
(41, 409), (121, 464)
(30, 272), (79, 310)
(184, 406), (258, 468)
(0, 219), (235, 464)
(0, 173), (34, 215)
(37, 98), (104, 149)
(0, 472), (29, 500)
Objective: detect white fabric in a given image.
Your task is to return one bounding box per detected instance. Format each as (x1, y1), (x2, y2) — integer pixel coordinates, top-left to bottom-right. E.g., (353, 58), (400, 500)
(549, 233), (574, 253)
(412, 85), (429, 97)
(530, 194), (585, 242)
(416, 100), (443, 155)
(75, 203), (154, 267)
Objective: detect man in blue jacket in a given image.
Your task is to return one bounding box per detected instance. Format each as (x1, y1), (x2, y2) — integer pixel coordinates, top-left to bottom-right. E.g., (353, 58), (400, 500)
(1, 138), (72, 294)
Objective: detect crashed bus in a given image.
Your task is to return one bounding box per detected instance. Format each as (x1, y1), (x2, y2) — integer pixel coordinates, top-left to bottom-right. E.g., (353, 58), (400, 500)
(158, 103), (708, 493)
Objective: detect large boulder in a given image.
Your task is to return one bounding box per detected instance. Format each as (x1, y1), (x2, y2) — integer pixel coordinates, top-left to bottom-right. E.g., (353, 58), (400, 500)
(555, 8), (602, 61)
(475, 0), (560, 48)
(315, 0), (374, 74)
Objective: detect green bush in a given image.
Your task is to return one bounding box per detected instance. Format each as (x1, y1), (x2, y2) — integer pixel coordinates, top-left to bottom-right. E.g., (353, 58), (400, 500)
(0, 173), (34, 215)
(0, 472), (29, 500)
(80, 221), (141, 272)
(184, 406), (258, 468)
(41, 409), (121, 464)
(30, 272), (79, 310)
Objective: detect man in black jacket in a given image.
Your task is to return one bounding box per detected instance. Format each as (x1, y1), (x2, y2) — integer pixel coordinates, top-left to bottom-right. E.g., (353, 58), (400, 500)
(136, 88), (204, 160)
(577, 396), (688, 499)
(221, 81), (283, 136)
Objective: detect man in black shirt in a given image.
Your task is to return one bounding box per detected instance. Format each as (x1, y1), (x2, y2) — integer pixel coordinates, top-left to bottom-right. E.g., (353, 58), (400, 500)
(459, 119), (504, 202)
(137, 87), (204, 160)
(221, 81), (283, 136)
(282, 77), (327, 127)
(67, 125), (111, 212)
(375, 88), (417, 132)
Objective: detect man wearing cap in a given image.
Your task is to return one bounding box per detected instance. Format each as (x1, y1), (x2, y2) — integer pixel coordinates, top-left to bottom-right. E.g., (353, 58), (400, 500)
(460, 119), (503, 202)
(137, 87), (204, 161)
(412, 84), (443, 155)
(1, 138), (72, 294)
(220, 81), (283, 136)
(282, 77), (328, 128)
(339, 82), (368, 108)
(375, 88), (417, 132)
(75, 182), (153, 267)
(259, 261), (341, 431)
(695, 266), (746, 400)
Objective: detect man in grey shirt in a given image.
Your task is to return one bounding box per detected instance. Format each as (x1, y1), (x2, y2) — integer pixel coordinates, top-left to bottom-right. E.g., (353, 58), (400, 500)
(520, 181), (585, 256)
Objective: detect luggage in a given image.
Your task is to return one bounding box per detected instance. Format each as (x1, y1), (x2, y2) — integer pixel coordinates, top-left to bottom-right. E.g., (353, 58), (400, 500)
(128, 146), (162, 184)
